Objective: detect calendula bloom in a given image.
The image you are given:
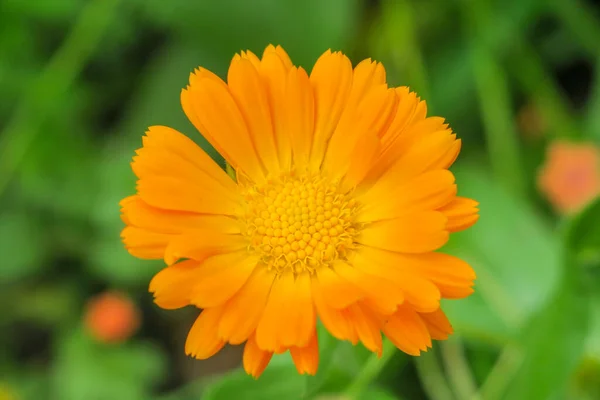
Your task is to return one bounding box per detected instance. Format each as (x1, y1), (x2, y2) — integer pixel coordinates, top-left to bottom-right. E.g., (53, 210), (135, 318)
(120, 45), (479, 378)
(538, 140), (600, 214)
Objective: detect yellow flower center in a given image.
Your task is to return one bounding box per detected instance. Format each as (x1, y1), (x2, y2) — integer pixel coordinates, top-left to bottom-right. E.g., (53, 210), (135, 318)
(242, 173), (359, 274)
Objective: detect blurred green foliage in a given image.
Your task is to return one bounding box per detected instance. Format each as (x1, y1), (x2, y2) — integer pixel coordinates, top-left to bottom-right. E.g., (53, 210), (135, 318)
(2, 0), (600, 399)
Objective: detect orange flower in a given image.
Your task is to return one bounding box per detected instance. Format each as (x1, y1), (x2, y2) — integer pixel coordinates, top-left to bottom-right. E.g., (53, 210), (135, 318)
(84, 291), (140, 343)
(120, 45), (479, 378)
(538, 140), (600, 214)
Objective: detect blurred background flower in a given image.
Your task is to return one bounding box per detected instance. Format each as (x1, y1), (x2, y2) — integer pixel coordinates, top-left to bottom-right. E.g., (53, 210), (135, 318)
(538, 141), (600, 214)
(1, 0), (600, 399)
(84, 291), (140, 344)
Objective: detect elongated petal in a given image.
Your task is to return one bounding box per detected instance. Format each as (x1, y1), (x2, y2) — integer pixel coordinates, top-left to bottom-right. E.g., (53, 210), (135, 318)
(309, 50), (353, 171)
(350, 248), (440, 312)
(190, 252), (259, 308)
(120, 196), (241, 235)
(163, 229), (247, 265)
(284, 67), (314, 169)
(323, 85), (397, 182)
(439, 197), (480, 232)
(419, 308), (454, 340)
(260, 46), (293, 170)
(182, 75), (266, 183)
(311, 275), (356, 342)
(290, 330), (319, 375)
(383, 305), (432, 356)
(219, 266), (274, 344)
(121, 226), (171, 260)
(149, 259), (201, 309)
(358, 211), (449, 253)
(139, 125), (238, 193)
(255, 271), (315, 350)
(185, 307), (226, 359)
(332, 261), (403, 315)
(314, 265), (362, 309)
(346, 303), (383, 355)
(228, 55), (279, 174)
(243, 334), (273, 379)
(357, 170), (456, 223)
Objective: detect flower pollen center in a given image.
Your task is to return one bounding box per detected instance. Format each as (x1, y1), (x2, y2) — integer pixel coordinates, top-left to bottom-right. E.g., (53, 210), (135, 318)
(242, 174), (359, 275)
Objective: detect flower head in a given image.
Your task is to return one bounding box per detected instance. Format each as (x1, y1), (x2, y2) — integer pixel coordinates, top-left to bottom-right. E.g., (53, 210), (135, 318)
(538, 140), (600, 214)
(84, 291), (140, 343)
(120, 45), (479, 378)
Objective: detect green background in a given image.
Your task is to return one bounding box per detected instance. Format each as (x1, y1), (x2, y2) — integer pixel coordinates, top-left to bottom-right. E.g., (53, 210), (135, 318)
(1, 0), (600, 399)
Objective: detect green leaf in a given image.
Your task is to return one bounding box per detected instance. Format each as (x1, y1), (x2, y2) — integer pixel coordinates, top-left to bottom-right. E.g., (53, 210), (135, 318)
(443, 163), (561, 339)
(53, 327), (167, 400)
(585, 294), (600, 359)
(564, 195), (600, 255)
(563, 196), (600, 293)
(202, 354), (305, 400)
(503, 275), (590, 400)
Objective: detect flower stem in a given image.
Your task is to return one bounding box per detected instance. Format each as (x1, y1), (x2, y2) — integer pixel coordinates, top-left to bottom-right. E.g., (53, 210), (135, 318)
(440, 339), (481, 400)
(415, 350), (455, 400)
(343, 339), (398, 399)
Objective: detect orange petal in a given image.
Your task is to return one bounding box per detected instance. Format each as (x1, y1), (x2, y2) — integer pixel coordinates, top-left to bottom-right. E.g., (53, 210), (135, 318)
(243, 334), (273, 379)
(394, 251), (476, 300)
(340, 132), (381, 193)
(311, 275), (356, 342)
(136, 174), (241, 215)
(262, 44), (293, 69)
(383, 114), (448, 155)
(132, 132), (240, 211)
(149, 259), (201, 309)
(323, 85), (397, 182)
(290, 330), (319, 375)
(346, 303), (383, 355)
(358, 211), (449, 253)
(185, 307), (226, 359)
(379, 87), (422, 144)
(120, 196), (241, 235)
(138, 125), (238, 194)
(366, 129), (459, 189)
(419, 308), (453, 340)
(332, 261), (403, 315)
(357, 170), (457, 223)
(321, 59), (390, 181)
(383, 305), (432, 356)
(228, 55), (279, 174)
(255, 271), (315, 350)
(163, 229), (247, 265)
(190, 251), (259, 308)
(309, 50), (353, 171)
(438, 197), (480, 232)
(284, 67), (314, 169)
(350, 249), (440, 312)
(260, 46), (293, 170)
(219, 266), (274, 345)
(121, 226), (172, 260)
(182, 74), (266, 183)
(314, 265), (363, 309)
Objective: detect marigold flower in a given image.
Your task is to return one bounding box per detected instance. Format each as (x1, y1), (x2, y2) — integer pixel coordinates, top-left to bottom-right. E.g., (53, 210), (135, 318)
(538, 140), (600, 214)
(84, 291), (140, 343)
(120, 45), (479, 378)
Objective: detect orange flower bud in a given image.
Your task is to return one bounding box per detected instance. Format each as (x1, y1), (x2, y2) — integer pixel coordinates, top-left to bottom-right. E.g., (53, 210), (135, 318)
(538, 141), (600, 214)
(84, 291), (140, 344)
